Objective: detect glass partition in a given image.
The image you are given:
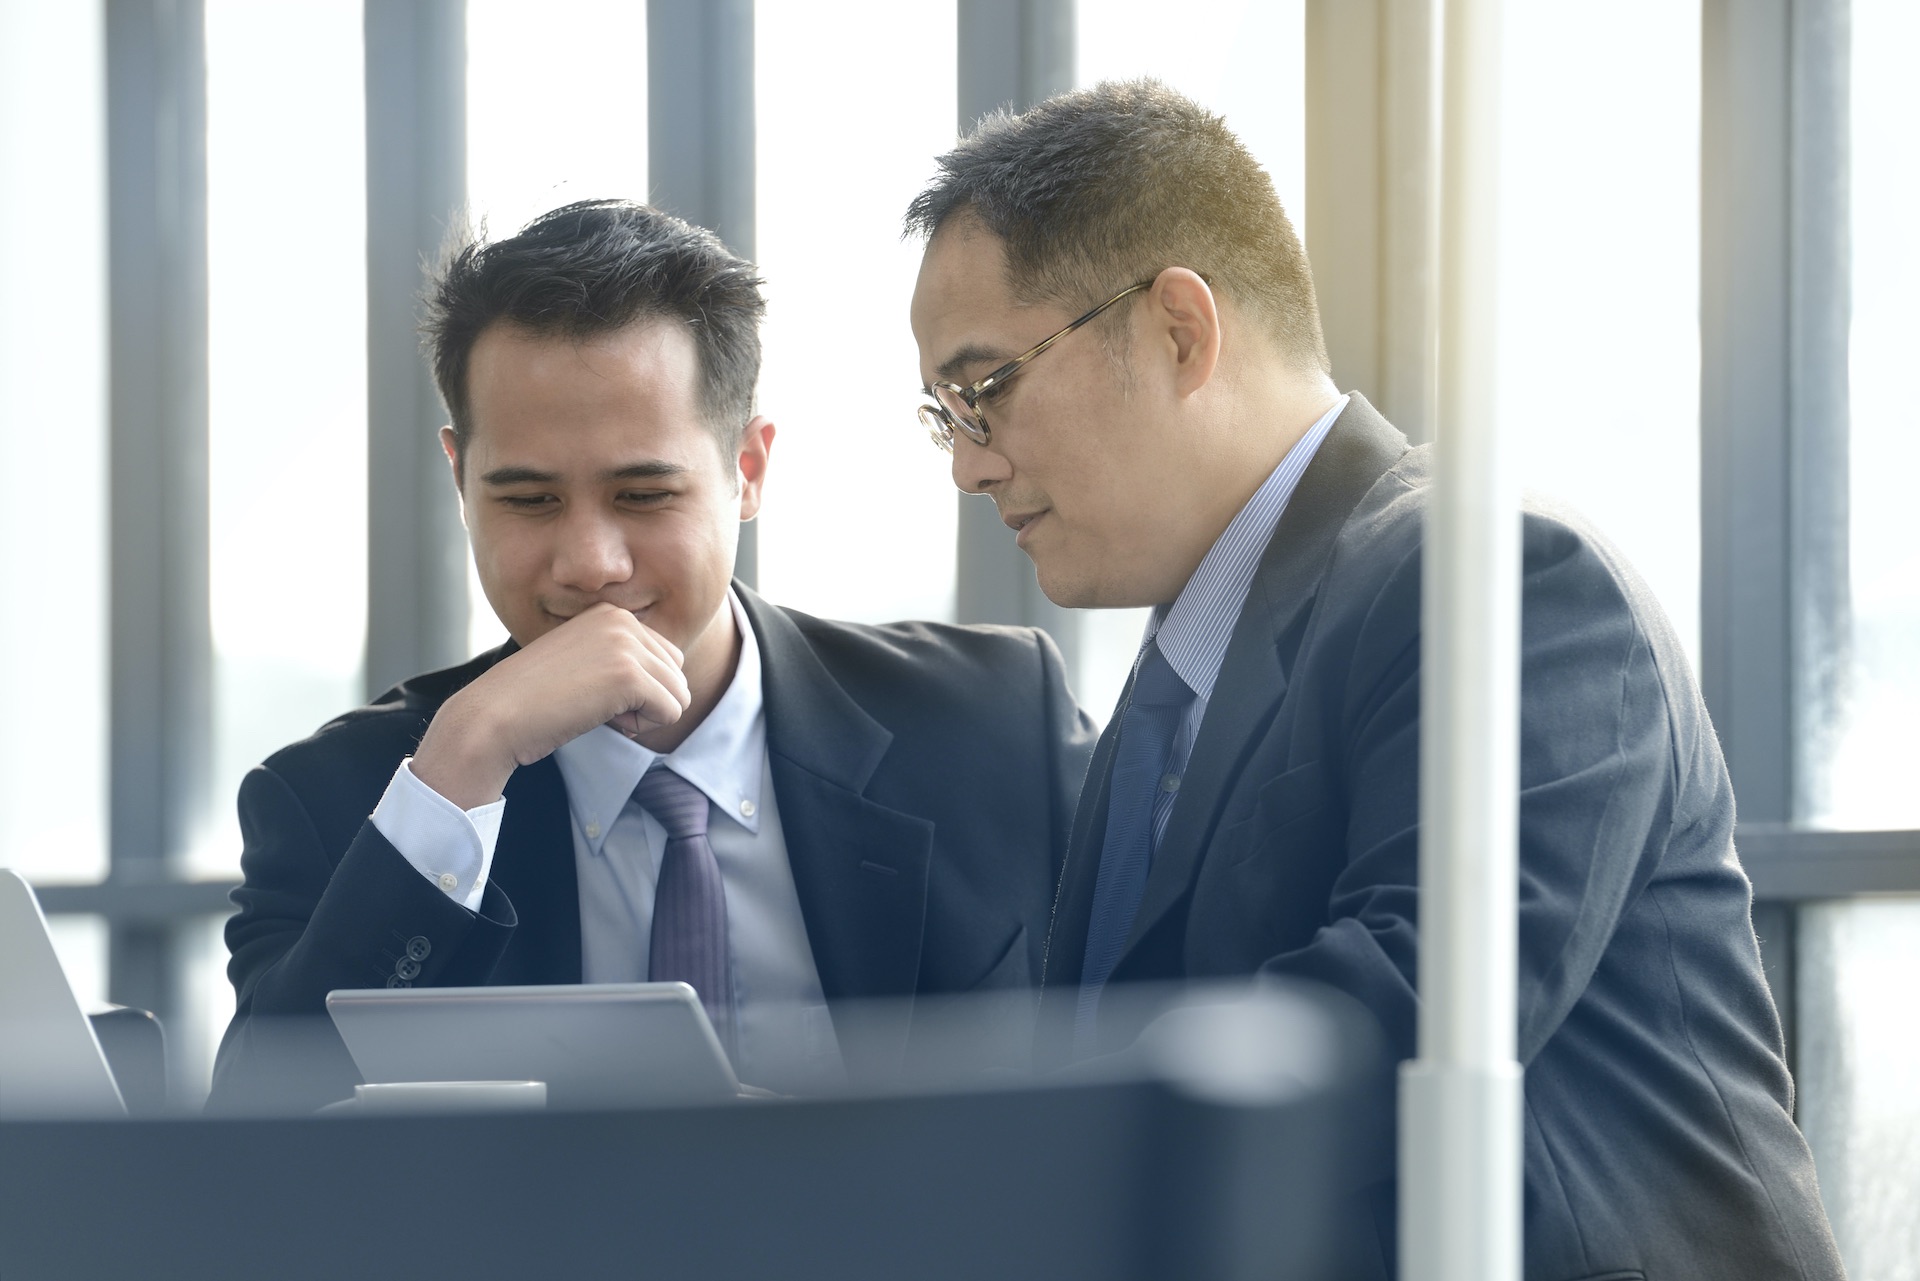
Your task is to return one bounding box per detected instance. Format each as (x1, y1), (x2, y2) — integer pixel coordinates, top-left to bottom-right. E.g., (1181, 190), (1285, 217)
(752, 0), (961, 627)
(1813, 0), (1920, 830)
(1498, 2), (1703, 669)
(0, 0), (110, 886)
(199, 0), (369, 878)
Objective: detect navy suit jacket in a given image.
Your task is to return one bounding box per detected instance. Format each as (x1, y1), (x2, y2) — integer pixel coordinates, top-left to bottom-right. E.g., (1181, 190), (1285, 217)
(212, 586), (1095, 1111)
(1041, 395), (1843, 1281)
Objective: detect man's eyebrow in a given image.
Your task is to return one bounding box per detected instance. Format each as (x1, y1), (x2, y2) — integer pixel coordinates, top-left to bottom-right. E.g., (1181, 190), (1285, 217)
(605, 461), (690, 482)
(480, 465), (559, 486)
(935, 344), (1014, 383)
(479, 460), (691, 486)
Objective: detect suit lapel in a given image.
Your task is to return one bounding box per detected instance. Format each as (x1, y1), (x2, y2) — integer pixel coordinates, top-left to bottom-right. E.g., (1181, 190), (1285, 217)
(1043, 688), (1127, 990)
(1049, 395), (1413, 982)
(487, 754), (584, 985)
(738, 588), (932, 1027)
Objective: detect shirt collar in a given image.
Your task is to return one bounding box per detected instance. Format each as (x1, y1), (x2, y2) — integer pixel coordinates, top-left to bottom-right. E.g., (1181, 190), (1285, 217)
(553, 588), (767, 856)
(1147, 394), (1348, 701)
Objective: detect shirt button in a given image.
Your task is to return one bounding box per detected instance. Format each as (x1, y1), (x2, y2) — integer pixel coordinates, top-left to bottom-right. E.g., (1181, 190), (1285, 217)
(1161, 773), (1182, 794)
(585, 822), (601, 839)
(437, 872), (459, 892)
(406, 936), (431, 962)
(739, 799), (756, 818)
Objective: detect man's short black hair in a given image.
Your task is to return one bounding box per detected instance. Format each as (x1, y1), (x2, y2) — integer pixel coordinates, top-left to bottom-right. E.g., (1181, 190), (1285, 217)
(423, 199), (766, 466)
(905, 79), (1329, 374)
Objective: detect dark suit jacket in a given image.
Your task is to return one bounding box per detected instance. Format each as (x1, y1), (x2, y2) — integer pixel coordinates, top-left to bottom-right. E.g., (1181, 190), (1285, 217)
(212, 586), (1096, 1111)
(1042, 395), (1843, 1281)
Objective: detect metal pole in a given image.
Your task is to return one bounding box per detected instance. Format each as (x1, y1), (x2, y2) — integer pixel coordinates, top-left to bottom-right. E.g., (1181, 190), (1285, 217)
(647, 0), (757, 586)
(105, 0), (212, 1064)
(1399, 0), (1523, 1276)
(363, 0), (469, 698)
(953, 0), (1080, 673)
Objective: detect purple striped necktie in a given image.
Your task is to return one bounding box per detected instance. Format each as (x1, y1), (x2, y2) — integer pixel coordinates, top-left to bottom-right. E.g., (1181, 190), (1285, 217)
(634, 764), (736, 1056)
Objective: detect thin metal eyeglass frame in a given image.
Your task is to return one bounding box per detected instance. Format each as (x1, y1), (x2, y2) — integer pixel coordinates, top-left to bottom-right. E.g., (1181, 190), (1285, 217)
(917, 278), (1157, 452)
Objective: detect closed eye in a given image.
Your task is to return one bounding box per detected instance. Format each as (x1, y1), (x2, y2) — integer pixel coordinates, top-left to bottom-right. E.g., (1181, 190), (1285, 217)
(497, 493), (556, 511)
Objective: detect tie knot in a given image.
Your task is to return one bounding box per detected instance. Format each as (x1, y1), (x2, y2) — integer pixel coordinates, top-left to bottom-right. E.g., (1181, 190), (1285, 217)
(1130, 642), (1193, 709)
(633, 765), (710, 840)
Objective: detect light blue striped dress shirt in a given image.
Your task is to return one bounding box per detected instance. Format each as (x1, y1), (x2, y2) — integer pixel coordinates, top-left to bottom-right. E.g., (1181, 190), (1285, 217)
(1142, 394), (1348, 846)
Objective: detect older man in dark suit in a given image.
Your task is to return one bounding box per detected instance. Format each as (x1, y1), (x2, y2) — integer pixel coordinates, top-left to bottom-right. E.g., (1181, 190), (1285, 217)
(212, 201), (1094, 1111)
(906, 80), (1843, 1280)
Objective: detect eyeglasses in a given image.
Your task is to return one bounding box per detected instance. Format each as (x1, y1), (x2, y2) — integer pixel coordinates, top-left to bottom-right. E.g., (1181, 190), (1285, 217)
(917, 279), (1157, 452)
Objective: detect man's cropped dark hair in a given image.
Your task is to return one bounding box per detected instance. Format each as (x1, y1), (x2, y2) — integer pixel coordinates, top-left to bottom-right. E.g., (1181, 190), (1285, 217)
(905, 79), (1329, 374)
(424, 199), (766, 467)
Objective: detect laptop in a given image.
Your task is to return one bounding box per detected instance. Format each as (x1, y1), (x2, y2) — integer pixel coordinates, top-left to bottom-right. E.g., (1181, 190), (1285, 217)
(326, 981), (740, 1109)
(0, 868), (127, 1119)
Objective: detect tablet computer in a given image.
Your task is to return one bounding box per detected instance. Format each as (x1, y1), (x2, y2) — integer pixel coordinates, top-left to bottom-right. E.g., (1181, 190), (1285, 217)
(326, 981), (739, 1109)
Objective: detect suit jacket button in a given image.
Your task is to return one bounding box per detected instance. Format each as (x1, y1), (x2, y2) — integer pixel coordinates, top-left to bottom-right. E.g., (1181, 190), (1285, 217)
(406, 936), (431, 961)
(385, 975), (411, 989)
(395, 956), (422, 981)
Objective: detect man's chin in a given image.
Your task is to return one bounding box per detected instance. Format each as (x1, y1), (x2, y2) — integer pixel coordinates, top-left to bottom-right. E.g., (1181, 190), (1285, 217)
(1033, 557), (1170, 611)
(1031, 561), (1103, 610)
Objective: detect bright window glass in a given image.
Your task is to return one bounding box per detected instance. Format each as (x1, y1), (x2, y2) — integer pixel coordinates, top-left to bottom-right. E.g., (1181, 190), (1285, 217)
(1797, 897), (1920, 1279)
(465, 0), (648, 239)
(1497, 2), (1703, 670)
(0, 0), (109, 885)
(1818, 0), (1920, 830)
(1075, 0), (1307, 721)
(44, 914), (110, 1011)
(464, 0), (650, 656)
(198, 0), (368, 878)
(752, 0), (960, 626)
(180, 913), (238, 1105)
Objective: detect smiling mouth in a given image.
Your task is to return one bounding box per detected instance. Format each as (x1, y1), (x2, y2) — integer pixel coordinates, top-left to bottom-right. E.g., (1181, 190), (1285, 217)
(1003, 509), (1047, 546)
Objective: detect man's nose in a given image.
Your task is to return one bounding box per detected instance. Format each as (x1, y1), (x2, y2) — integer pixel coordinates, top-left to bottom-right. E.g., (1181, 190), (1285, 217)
(950, 431), (1012, 495)
(552, 509), (633, 591)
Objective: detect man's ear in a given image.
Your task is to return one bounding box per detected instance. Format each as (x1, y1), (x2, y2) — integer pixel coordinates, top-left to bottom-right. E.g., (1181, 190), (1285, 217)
(438, 426), (469, 524)
(737, 415), (776, 521)
(1148, 267), (1221, 398)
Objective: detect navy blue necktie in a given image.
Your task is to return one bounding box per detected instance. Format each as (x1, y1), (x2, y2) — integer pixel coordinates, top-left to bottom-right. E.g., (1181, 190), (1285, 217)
(635, 765), (736, 1056)
(1076, 641), (1193, 1053)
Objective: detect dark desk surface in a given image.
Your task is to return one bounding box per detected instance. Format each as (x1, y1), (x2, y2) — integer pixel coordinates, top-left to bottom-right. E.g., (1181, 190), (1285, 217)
(2, 1070), (1371, 1281)
(5, 985), (1385, 1281)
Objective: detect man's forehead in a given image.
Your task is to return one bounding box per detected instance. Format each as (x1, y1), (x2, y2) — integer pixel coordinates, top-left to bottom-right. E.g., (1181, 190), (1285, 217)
(916, 217), (1011, 298)
(913, 223), (1054, 373)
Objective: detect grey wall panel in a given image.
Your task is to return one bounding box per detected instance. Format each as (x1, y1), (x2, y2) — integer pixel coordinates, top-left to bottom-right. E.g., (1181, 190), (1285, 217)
(1702, 0), (1853, 825)
(363, 0), (470, 696)
(105, 0), (211, 1056)
(649, 0), (759, 587)
(1305, 0), (1438, 445)
(952, 0), (1081, 667)
(1701, 0), (1794, 821)
(1787, 0), (1851, 824)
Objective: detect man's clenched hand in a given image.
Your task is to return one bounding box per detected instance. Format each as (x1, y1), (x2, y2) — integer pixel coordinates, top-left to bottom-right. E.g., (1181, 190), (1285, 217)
(410, 603), (692, 809)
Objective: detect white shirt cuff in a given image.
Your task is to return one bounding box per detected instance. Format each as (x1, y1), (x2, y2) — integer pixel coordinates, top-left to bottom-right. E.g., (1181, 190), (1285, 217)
(369, 757), (505, 912)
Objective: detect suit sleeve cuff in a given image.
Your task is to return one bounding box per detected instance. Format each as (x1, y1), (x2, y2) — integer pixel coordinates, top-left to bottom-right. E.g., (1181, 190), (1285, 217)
(370, 757), (505, 912)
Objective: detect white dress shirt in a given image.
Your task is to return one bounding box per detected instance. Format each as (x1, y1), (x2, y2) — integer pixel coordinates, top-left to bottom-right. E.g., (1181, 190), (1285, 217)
(1141, 394), (1348, 845)
(369, 589), (844, 1091)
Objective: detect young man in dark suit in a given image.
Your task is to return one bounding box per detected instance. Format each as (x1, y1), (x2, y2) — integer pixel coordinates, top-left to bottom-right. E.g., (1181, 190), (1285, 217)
(905, 80), (1842, 1280)
(211, 200), (1095, 1109)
